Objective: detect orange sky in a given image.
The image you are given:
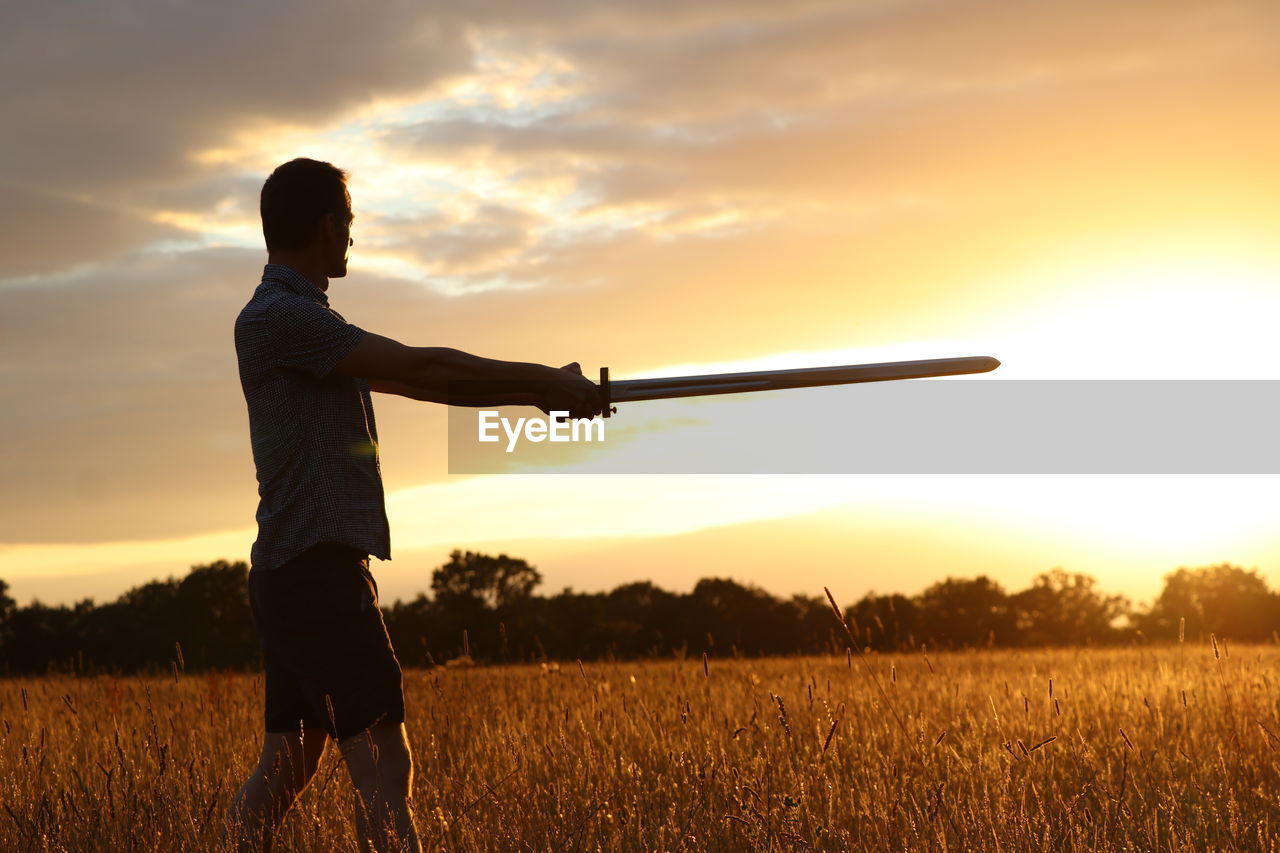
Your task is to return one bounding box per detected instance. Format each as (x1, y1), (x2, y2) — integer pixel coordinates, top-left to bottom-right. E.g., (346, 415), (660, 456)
(2, 0), (1278, 607)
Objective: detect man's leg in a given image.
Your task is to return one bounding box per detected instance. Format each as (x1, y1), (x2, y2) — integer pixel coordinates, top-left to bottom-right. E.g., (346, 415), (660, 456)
(338, 721), (422, 853)
(223, 726), (329, 852)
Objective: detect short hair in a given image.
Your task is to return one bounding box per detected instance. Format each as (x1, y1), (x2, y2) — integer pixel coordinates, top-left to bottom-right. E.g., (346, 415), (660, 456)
(260, 158), (352, 252)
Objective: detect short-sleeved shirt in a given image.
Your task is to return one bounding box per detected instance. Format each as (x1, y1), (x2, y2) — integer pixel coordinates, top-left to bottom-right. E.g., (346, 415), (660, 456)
(234, 263), (392, 571)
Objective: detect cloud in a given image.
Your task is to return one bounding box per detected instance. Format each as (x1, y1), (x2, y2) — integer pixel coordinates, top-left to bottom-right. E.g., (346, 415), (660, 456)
(4, 2), (472, 185)
(0, 248), (263, 542)
(0, 184), (185, 279)
(365, 0), (1278, 302)
(0, 1), (475, 276)
(377, 204), (543, 275)
(6, 0), (1272, 281)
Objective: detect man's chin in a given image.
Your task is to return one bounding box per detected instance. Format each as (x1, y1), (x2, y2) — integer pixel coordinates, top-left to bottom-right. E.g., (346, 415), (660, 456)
(329, 263), (349, 279)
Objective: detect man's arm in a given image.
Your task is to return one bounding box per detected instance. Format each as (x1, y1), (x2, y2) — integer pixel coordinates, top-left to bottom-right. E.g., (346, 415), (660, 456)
(334, 332), (600, 418)
(366, 378), (541, 408)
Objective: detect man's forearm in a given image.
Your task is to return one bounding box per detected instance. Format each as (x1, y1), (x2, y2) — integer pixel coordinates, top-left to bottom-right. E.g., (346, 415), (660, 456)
(378, 381), (543, 408)
(403, 348), (562, 406)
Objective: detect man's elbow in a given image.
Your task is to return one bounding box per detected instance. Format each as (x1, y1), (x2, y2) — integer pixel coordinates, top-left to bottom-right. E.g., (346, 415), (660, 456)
(402, 347), (465, 395)
(333, 332), (427, 383)
(369, 378), (442, 402)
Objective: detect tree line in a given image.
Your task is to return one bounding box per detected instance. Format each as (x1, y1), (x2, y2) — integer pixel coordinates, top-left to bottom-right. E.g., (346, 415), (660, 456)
(0, 552), (1275, 675)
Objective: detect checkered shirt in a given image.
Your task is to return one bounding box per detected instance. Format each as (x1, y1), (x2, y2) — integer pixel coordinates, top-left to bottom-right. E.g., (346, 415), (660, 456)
(234, 264), (391, 570)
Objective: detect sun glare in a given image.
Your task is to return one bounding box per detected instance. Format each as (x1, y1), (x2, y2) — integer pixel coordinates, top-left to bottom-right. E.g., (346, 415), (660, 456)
(977, 244), (1280, 379)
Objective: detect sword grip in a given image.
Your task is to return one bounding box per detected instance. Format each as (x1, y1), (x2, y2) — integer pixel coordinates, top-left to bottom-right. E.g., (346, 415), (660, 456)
(600, 366), (616, 418)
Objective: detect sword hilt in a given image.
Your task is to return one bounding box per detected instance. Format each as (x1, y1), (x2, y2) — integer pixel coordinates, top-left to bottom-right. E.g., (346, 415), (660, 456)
(599, 366), (616, 418)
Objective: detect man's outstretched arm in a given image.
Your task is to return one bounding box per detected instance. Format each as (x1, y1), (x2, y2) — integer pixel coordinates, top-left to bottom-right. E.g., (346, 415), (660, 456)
(332, 331), (601, 418)
(365, 377), (544, 408)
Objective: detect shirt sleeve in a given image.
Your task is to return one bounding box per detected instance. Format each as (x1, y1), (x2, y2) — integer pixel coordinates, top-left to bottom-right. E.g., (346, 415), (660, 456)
(262, 295), (367, 380)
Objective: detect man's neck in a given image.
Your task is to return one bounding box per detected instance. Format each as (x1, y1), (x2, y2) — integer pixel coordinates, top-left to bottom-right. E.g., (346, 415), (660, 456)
(266, 252), (329, 292)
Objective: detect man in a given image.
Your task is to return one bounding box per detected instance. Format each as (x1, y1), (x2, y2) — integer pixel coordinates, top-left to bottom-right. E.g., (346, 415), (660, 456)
(225, 158), (600, 852)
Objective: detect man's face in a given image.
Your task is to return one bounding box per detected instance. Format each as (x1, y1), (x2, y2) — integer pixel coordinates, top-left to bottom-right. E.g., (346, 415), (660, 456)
(326, 210), (353, 278)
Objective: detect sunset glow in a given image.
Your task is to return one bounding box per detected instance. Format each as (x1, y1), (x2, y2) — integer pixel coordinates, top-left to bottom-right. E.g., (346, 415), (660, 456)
(3, 0), (1278, 609)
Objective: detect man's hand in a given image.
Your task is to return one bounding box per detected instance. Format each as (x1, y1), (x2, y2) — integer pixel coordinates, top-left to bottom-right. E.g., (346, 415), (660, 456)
(539, 362), (603, 420)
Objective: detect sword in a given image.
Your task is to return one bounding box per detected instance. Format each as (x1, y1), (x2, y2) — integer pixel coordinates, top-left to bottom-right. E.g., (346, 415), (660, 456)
(595, 355), (1000, 417)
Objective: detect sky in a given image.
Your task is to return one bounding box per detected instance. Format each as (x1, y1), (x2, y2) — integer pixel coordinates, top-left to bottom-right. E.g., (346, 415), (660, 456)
(2, 0), (1279, 608)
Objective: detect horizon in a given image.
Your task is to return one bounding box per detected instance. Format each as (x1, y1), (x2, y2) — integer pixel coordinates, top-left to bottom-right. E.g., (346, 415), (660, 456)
(3, 507), (1270, 612)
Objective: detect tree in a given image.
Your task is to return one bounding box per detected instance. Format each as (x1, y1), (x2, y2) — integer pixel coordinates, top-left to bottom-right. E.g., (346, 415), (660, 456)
(689, 578), (798, 656)
(382, 593), (436, 667)
(427, 551), (544, 661)
(87, 577), (182, 670)
(1010, 569), (1130, 646)
(847, 593), (921, 651)
(601, 581), (682, 657)
(171, 560), (255, 668)
(0, 579), (14, 651)
(430, 551), (543, 610)
(4, 599), (86, 673)
(917, 576), (1016, 648)
(1140, 564), (1280, 642)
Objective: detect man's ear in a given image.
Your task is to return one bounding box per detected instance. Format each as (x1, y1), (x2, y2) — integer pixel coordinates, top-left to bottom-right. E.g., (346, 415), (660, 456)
(319, 212), (343, 246)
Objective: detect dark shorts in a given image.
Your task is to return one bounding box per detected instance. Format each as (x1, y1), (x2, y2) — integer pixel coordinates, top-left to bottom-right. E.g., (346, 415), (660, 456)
(248, 541), (405, 741)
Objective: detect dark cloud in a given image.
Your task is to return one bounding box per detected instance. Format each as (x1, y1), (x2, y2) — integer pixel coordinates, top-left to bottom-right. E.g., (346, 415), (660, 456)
(140, 174), (265, 221)
(3, 2), (472, 188)
(555, 0), (1277, 124)
(0, 184), (185, 279)
(1, 0), (475, 275)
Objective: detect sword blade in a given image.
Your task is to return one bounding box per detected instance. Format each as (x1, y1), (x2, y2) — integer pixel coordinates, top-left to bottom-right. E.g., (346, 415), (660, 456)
(606, 356), (999, 404)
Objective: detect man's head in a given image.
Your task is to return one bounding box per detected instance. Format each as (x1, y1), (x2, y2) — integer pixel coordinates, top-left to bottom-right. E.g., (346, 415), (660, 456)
(260, 158), (353, 278)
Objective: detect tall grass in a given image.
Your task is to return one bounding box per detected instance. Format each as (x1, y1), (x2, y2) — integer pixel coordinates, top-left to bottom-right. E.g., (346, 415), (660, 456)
(3, 645), (1279, 850)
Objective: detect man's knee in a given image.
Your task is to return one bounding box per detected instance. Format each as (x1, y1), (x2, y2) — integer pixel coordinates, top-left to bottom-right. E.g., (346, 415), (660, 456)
(259, 727), (329, 791)
(339, 721), (414, 795)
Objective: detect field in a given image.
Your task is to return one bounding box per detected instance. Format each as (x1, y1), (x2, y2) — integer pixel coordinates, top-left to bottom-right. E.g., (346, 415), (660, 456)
(3, 644), (1280, 851)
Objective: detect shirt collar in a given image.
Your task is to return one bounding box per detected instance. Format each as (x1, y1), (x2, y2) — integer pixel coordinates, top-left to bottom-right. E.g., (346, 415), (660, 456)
(262, 263), (329, 306)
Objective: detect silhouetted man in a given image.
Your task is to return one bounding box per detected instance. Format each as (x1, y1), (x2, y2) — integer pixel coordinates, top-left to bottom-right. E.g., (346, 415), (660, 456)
(225, 158), (600, 852)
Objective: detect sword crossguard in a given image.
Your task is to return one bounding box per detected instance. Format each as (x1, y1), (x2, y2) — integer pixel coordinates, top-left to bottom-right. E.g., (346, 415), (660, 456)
(599, 366), (616, 418)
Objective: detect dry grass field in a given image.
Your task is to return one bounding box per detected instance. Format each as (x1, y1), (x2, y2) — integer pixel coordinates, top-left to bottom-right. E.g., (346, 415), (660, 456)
(3, 644), (1280, 851)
